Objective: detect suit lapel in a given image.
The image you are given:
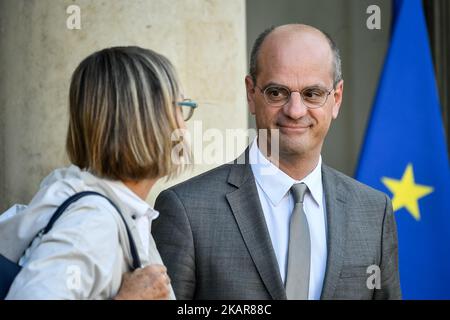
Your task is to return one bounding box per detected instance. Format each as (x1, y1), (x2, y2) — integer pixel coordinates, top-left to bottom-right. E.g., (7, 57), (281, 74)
(226, 154), (287, 300)
(320, 165), (348, 299)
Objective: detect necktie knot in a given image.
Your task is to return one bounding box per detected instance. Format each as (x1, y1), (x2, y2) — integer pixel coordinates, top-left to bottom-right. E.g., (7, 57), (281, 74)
(291, 183), (307, 204)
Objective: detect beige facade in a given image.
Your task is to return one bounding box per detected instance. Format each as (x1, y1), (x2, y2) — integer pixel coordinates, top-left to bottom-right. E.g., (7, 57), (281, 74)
(0, 0), (248, 211)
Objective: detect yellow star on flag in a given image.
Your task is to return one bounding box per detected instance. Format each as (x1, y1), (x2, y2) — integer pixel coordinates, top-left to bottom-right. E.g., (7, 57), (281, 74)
(381, 163), (433, 220)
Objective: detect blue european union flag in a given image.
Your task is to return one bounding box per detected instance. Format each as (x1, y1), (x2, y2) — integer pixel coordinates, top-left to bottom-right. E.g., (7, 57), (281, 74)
(356, 0), (450, 299)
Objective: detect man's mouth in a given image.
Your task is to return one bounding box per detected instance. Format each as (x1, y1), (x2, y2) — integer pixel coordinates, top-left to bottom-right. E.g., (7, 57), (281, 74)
(277, 121), (312, 130)
(277, 124), (311, 134)
(278, 124), (311, 129)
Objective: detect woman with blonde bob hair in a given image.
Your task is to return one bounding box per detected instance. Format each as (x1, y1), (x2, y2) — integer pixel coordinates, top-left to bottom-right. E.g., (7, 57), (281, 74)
(2, 46), (194, 299)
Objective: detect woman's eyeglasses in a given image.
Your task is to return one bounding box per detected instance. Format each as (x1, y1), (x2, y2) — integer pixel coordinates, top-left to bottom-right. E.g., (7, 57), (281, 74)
(177, 99), (198, 121)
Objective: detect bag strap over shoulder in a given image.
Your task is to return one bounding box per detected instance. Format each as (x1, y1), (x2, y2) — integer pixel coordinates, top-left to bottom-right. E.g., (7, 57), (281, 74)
(41, 191), (142, 270)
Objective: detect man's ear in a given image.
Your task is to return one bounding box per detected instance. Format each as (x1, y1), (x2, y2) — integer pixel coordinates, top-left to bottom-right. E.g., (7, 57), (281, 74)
(245, 75), (256, 115)
(331, 80), (344, 119)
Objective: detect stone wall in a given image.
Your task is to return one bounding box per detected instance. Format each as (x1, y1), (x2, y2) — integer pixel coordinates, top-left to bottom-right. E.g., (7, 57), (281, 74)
(0, 0), (248, 210)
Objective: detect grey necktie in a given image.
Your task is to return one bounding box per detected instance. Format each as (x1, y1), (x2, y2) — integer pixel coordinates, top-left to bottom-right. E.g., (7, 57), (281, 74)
(285, 182), (310, 300)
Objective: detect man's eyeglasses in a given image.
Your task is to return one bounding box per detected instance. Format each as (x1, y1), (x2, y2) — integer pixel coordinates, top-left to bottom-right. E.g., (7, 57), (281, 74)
(177, 99), (198, 121)
(255, 84), (334, 109)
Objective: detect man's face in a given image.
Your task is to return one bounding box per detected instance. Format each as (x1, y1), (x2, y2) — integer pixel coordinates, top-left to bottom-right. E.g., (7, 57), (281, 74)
(246, 29), (344, 160)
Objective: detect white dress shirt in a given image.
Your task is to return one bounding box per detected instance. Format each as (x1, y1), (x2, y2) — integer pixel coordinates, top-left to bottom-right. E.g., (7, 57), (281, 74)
(249, 139), (327, 300)
(103, 179), (160, 255)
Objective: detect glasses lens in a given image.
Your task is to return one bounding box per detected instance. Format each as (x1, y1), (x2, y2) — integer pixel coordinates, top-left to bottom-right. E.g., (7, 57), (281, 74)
(179, 105), (193, 121)
(178, 98), (196, 121)
(301, 88), (329, 108)
(264, 86), (290, 107)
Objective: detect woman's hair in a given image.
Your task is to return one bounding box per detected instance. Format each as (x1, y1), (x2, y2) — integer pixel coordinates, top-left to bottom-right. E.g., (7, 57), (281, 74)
(66, 46), (185, 181)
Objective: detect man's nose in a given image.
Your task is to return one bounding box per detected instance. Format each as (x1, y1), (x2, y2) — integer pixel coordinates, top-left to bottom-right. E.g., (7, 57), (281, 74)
(283, 92), (308, 119)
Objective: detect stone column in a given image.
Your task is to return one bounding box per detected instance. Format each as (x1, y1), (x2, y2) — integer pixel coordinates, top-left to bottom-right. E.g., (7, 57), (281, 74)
(0, 0), (248, 211)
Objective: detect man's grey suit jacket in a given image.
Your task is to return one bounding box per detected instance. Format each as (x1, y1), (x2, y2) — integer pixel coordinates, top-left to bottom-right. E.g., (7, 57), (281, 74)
(153, 156), (401, 300)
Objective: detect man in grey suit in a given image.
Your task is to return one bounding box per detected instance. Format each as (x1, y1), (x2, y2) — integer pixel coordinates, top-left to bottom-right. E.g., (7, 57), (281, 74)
(153, 24), (401, 299)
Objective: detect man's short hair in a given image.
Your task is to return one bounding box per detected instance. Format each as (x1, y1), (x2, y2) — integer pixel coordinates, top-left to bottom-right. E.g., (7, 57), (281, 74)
(66, 46), (185, 181)
(249, 25), (343, 87)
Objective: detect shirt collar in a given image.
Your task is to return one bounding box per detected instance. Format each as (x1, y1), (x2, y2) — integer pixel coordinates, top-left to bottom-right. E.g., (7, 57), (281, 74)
(249, 138), (323, 207)
(102, 179), (159, 221)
